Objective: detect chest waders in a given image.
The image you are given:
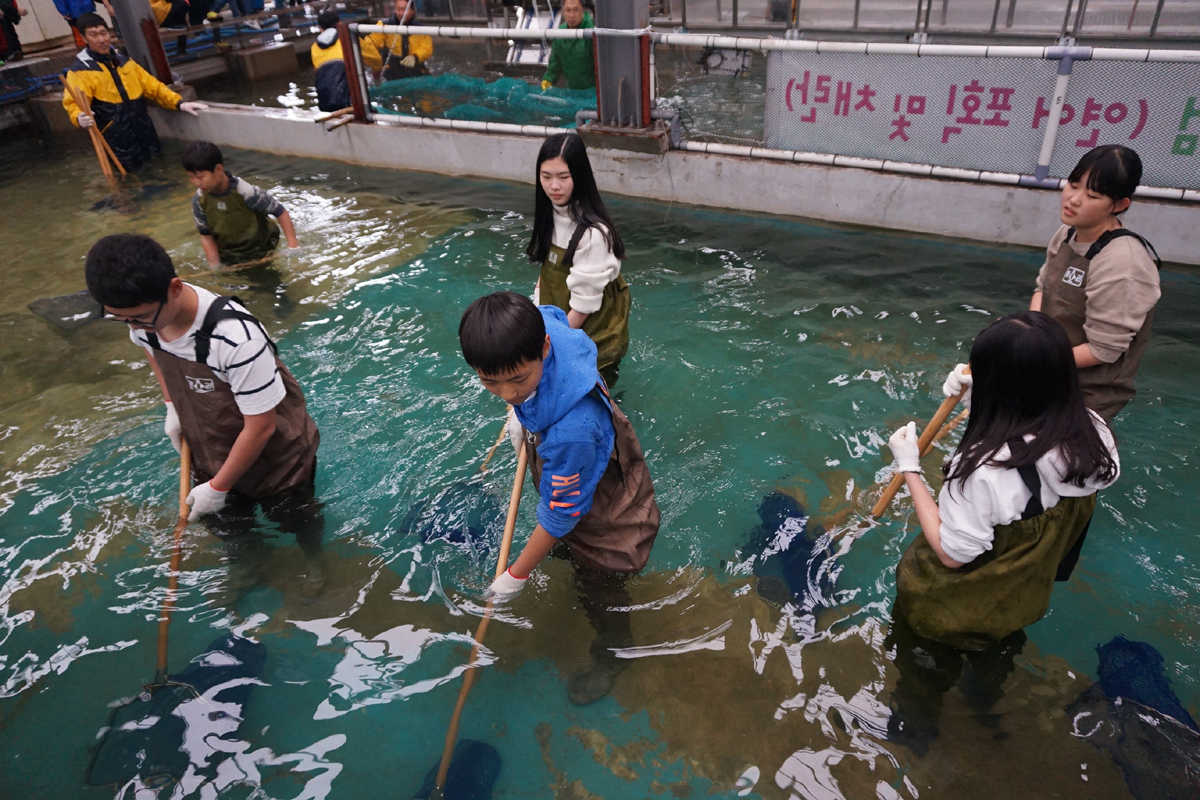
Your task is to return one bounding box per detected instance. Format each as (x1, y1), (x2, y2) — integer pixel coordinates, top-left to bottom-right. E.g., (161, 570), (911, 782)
(200, 190), (281, 266)
(382, 34), (428, 80)
(895, 456), (1096, 650)
(523, 383), (659, 574)
(539, 222), (630, 387)
(146, 297), (319, 499)
(97, 59), (161, 171)
(1042, 227), (1161, 423)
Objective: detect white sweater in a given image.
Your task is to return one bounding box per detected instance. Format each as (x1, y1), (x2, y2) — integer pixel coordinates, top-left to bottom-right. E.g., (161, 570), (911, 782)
(552, 203), (621, 315)
(937, 411), (1119, 565)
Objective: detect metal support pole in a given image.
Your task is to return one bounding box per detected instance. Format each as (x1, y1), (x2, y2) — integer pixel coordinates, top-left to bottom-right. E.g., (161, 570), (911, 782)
(913, 0), (924, 32)
(1006, 0), (1018, 28)
(1072, 0), (1088, 36)
(109, 0), (173, 82)
(941, 0), (948, 25)
(1031, 49), (1088, 183)
(1059, 0), (1075, 39)
(733, 0), (739, 26)
(1150, 0), (1165, 36)
(594, 0), (649, 127)
(990, 0), (1002, 32)
(922, 0), (933, 30)
(681, 0), (687, 28)
(853, 0), (860, 29)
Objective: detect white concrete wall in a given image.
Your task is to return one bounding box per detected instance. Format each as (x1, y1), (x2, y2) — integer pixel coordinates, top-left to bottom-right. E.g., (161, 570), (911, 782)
(151, 103), (1200, 265)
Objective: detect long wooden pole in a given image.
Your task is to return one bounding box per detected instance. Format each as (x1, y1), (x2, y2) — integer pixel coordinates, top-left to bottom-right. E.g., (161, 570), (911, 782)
(153, 439), (192, 685)
(433, 443), (529, 796)
(871, 368), (971, 518)
(66, 82), (125, 181)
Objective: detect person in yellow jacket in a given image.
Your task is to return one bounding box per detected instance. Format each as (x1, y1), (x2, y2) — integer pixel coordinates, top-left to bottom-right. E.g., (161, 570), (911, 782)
(310, 9), (379, 112)
(361, 0), (432, 81)
(149, 0), (189, 29)
(62, 14), (206, 171)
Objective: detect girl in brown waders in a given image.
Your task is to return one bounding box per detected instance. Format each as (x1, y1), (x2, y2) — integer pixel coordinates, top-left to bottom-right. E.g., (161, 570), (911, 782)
(85, 234), (325, 599)
(884, 311), (1119, 755)
(526, 133), (630, 388)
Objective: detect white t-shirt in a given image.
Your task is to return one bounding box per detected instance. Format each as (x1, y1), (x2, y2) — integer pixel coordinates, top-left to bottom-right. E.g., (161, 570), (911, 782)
(551, 203), (621, 315)
(131, 284), (286, 416)
(937, 411), (1120, 565)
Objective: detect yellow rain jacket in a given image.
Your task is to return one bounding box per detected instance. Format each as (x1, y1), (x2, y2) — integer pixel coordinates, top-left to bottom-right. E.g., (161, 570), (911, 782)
(361, 15), (432, 81)
(63, 48), (182, 170)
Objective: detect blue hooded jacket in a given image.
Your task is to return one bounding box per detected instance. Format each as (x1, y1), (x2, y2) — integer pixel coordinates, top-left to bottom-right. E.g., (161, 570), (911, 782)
(513, 306), (615, 538)
(53, 0), (97, 20)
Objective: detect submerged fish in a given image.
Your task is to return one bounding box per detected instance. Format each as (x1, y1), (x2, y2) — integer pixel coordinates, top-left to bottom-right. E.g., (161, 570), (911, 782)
(740, 491), (839, 611)
(401, 481), (506, 566)
(1068, 636), (1200, 800)
(87, 634), (267, 788)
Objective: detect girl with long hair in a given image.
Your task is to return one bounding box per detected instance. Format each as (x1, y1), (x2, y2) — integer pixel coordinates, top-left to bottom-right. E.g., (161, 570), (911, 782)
(883, 311), (1119, 752)
(526, 133), (630, 386)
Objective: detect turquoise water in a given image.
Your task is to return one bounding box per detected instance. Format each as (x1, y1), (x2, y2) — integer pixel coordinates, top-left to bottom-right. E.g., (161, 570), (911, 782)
(1, 139), (1198, 798)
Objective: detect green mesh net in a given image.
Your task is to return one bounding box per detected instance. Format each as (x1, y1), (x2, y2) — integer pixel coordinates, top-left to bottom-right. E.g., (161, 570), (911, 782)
(369, 74), (596, 127)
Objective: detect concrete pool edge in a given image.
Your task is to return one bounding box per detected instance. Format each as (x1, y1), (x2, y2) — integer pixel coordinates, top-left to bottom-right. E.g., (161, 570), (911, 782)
(150, 103), (1200, 265)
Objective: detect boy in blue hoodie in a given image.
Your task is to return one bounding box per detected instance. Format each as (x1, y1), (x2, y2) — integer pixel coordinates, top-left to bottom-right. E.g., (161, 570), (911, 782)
(459, 291), (660, 704)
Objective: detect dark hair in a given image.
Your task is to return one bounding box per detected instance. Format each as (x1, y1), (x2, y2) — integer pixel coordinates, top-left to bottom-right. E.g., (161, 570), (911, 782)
(77, 13), (108, 33)
(1068, 145), (1142, 206)
(945, 311), (1117, 491)
(459, 292), (547, 376)
(181, 140), (223, 173)
(526, 133), (625, 264)
(86, 234), (178, 309)
(317, 9), (340, 29)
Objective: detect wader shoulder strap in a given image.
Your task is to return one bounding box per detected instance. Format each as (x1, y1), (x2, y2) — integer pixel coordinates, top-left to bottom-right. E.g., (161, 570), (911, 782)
(1085, 229), (1162, 270)
(587, 381), (623, 481)
(194, 296), (278, 364)
(562, 223), (589, 267)
(1016, 464), (1044, 520)
(100, 57), (132, 103)
(1065, 226), (1161, 269)
(1010, 438), (1044, 520)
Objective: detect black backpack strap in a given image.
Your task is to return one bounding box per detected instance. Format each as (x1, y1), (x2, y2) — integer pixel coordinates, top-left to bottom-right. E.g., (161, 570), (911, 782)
(193, 296), (277, 365)
(562, 223), (589, 267)
(1084, 229), (1162, 270)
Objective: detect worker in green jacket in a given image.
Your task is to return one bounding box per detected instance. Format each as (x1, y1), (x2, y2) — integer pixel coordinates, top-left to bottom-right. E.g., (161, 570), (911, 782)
(541, 0), (595, 92)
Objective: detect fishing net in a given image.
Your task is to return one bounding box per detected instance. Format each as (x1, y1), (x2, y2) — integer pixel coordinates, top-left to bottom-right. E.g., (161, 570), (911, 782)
(370, 74), (596, 128)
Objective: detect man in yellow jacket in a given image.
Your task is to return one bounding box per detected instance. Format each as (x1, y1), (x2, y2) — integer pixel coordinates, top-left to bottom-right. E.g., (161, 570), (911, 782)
(62, 14), (206, 170)
(361, 0), (432, 81)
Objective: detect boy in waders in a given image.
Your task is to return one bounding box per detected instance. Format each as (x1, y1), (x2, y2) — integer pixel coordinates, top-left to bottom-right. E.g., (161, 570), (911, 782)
(459, 292), (660, 706)
(885, 311), (1119, 755)
(85, 234), (325, 596)
(182, 140), (300, 268)
(526, 133), (629, 387)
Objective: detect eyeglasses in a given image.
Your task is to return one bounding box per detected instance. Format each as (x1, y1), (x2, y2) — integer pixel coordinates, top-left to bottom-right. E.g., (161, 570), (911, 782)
(102, 300), (165, 329)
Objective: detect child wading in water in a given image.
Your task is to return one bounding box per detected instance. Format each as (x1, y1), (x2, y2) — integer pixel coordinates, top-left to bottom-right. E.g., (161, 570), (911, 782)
(182, 141), (300, 268)
(1027, 144), (1161, 424)
(460, 292), (660, 705)
(527, 133), (630, 387)
(886, 311), (1119, 754)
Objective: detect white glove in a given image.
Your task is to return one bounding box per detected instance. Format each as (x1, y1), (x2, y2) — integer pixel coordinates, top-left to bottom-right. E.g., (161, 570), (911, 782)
(888, 421), (923, 474)
(186, 481), (229, 521)
(179, 101), (209, 116)
(399, 54), (417, 68)
(506, 405), (525, 456)
(77, 113), (94, 128)
(486, 568), (528, 602)
(942, 363), (972, 410)
(164, 401), (182, 454)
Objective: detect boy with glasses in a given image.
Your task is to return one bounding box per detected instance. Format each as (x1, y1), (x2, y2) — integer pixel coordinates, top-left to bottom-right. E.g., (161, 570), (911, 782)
(87, 233), (325, 594)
